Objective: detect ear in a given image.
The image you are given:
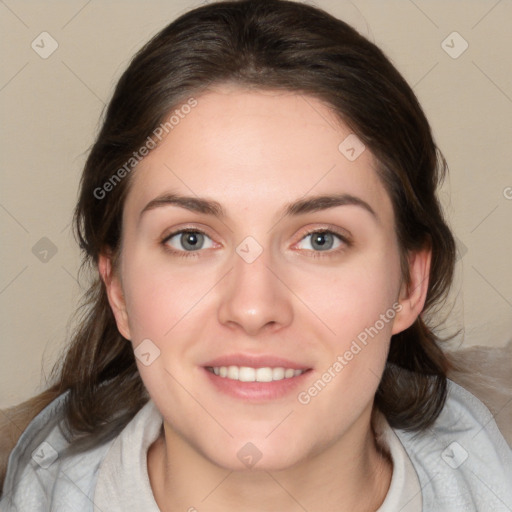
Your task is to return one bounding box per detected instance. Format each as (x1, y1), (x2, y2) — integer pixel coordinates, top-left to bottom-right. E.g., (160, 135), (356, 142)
(98, 251), (132, 340)
(391, 247), (431, 335)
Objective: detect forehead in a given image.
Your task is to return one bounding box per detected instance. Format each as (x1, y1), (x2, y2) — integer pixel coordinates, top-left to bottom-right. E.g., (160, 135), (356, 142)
(124, 86), (393, 225)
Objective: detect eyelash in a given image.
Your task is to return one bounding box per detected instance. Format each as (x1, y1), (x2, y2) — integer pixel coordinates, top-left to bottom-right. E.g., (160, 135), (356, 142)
(160, 227), (352, 259)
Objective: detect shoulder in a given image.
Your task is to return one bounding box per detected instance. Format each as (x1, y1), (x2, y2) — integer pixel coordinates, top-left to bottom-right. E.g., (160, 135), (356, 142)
(0, 391), (115, 511)
(446, 341), (512, 446)
(394, 379), (512, 512)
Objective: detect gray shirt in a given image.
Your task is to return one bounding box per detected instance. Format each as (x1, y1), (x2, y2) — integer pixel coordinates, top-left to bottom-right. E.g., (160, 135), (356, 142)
(1, 380), (511, 511)
(93, 398), (422, 511)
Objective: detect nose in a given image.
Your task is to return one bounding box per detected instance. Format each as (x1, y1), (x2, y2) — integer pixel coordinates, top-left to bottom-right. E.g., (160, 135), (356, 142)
(217, 244), (293, 336)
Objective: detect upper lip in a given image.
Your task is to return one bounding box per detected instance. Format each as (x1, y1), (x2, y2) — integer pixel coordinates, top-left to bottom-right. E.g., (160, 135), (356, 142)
(203, 354), (311, 370)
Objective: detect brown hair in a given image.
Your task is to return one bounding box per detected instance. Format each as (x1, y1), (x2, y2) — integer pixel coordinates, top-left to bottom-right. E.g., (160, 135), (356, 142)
(1, 0), (456, 488)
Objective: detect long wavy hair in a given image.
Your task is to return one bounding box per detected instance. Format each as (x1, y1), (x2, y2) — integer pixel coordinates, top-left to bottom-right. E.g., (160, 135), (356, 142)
(1, 0), (456, 487)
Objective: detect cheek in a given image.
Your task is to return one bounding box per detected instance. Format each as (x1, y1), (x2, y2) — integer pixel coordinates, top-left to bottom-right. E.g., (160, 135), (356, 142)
(120, 260), (213, 401)
(295, 248), (402, 345)
(291, 248), (401, 413)
(121, 255), (216, 342)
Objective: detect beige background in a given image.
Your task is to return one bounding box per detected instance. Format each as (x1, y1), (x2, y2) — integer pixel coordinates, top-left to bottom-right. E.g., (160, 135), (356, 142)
(1, 0), (511, 409)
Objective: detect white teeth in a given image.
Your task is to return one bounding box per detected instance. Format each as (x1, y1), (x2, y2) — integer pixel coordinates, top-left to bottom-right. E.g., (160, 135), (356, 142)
(255, 367), (273, 382)
(209, 365), (305, 382)
(227, 366), (239, 379)
(239, 367), (255, 382)
(272, 367), (285, 380)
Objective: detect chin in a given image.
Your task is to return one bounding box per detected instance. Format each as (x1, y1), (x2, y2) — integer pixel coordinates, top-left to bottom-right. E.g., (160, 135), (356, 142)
(202, 435), (313, 472)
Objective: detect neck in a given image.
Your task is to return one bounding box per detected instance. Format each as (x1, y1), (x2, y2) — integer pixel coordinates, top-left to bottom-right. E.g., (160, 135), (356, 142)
(148, 407), (392, 512)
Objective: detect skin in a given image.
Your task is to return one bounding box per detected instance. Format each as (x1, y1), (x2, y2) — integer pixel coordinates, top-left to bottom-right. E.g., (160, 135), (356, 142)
(100, 85), (430, 512)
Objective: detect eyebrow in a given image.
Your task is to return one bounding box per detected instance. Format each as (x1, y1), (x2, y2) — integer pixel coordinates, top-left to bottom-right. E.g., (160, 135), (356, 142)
(139, 191), (378, 223)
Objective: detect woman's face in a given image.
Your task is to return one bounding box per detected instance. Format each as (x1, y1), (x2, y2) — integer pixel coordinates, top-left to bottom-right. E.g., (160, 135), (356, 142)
(103, 85), (420, 471)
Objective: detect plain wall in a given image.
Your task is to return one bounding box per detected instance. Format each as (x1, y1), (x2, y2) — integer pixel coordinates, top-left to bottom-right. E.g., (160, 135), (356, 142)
(1, 0), (511, 409)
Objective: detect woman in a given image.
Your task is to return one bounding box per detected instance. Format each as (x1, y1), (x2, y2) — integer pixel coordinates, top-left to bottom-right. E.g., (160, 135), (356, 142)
(1, 0), (511, 510)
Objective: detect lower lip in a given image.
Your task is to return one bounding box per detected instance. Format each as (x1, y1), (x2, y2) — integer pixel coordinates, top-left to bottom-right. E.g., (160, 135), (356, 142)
(202, 367), (312, 401)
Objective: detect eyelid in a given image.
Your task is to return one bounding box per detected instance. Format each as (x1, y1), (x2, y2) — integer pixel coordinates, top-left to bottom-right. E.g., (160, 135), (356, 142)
(293, 224), (353, 244)
(161, 224), (217, 244)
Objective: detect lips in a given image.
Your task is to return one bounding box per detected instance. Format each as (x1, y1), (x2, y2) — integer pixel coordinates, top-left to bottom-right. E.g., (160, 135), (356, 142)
(201, 353), (313, 400)
(202, 353), (311, 371)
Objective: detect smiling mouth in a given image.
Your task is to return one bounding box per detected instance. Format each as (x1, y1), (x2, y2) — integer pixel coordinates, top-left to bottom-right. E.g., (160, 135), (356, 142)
(206, 365), (309, 382)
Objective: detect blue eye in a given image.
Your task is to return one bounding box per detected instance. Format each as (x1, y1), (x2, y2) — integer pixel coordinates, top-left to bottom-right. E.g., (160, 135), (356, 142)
(161, 227), (350, 259)
(296, 230), (344, 252)
(163, 230), (214, 252)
